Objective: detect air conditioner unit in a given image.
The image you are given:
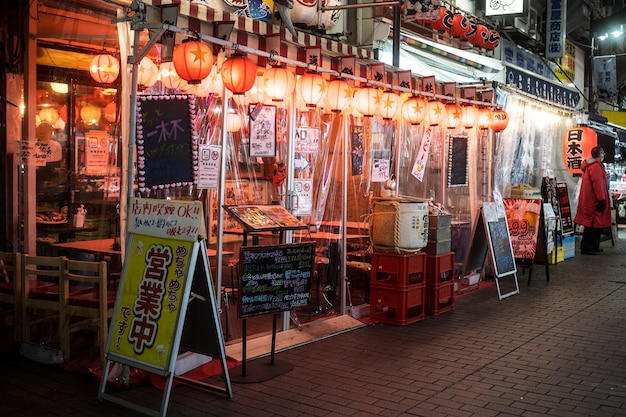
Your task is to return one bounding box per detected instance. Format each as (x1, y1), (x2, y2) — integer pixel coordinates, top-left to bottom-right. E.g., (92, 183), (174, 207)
(513, 7), (539, 38)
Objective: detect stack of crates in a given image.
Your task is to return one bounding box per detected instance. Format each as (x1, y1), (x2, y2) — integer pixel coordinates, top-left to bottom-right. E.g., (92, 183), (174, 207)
(369, 252), (426, 325)
(425, 252), (455, 315)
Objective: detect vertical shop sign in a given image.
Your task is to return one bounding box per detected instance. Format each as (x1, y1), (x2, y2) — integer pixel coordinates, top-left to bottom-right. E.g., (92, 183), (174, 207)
(84, 130), (110, 175)
(556, 181), (574, 234)
(351, 125), (364, 175)
(197, 144), (221, 189)
(545, 0), (566, 59)
(412, 127), (433, 181)
(562, 127), (596, 175)
(593, 56), (618, 103)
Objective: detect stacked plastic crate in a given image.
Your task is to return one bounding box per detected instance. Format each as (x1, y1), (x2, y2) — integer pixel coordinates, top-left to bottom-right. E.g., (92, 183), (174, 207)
(425, 252), (455, 315)
(369, 252), (426, 325)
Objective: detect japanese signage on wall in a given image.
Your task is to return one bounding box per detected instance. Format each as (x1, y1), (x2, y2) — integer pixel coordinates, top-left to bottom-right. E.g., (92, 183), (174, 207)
(501, 39), (555, 80)
(545, 0), (566, 59)
(249, 104), (276, 157)
(503, 198), (542, 260)
(593, 56), (618, 103)
(412, 127), (433, 182)
(555, 40), (576, 84)
(292, 179), (313, 216)
(17, 140), (50, 166)
(505, 65), (580, 108)
(295, 126), (320, 153)
(127, 197), (205, 241)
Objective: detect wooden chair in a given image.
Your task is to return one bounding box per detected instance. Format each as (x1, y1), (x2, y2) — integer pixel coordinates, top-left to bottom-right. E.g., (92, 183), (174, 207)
(60, 258), (115, 364)
(21, 254), (66, 352)
(0, 251), (22, 342)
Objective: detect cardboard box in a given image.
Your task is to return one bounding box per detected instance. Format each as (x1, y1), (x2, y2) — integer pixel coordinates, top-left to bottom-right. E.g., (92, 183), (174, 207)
(424, 239), (451, 255)
(428, 214), (451, 228)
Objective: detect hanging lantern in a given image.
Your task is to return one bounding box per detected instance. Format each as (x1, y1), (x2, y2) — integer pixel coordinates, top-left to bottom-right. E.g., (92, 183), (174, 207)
(325, 78), (352, 112)
(401, 96), (426, 125)
(445, 103), (463, 129)
(137, 56), (159, 88)
(477, 107), (493, 129)
(89, 54), (119, 84)
(104, 101), (117, 123)
(247, 72), (269, 104)
(80, 104), (101, 125)
(426, 100), (445, 125)
(491, 109), (509, 132)
(172, 40), (213, 85)
(563, 126), (596, 175)
(221, 53), (257, 94)
(473, 24), (490, 48)
(38, 107), (60, 125)
(264, 66), (296, 102)
(297, 71), (327, 107)
(461, 105), (478, 128)
(483, 30), (501, 50)
(431, 7), (454, 34)
(226, 113), (242, 132)
(379, 90), (402, 120)
(160, 62), (188, 90)
(353, 85), (381, 117)
(451, 13), (470, 38)
(460, 18), (477, 41)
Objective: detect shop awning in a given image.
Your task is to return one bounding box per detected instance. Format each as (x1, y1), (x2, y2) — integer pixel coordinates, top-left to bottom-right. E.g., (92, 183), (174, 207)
(378, 32), (505, 84)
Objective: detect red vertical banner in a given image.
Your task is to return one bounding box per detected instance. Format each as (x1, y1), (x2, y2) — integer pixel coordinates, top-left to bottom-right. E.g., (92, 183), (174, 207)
(503, 198), (542, 260)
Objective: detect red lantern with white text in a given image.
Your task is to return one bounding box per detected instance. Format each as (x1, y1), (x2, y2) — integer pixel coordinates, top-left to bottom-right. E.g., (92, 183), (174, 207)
(563, 127), (596, 174)
(221, 53), (257, 94)
(173, 40), (213, 85)
(490, 109), (509, 132)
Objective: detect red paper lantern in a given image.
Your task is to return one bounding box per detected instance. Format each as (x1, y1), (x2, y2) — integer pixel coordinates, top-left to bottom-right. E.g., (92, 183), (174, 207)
(401, 96), (426, 125)
(263, 66), (296, 102)
(426, 100), (446, 126)
(431, 8), (453, 33)
(490, 109), (509, 132)
(483, 30), (501, 50)
(89, 54), (120, 84)
(472, 24), (490, 48)
(563, 127), (597, 175)
(460, 18), (477, 41)
(445, 103), (463, 129)
(221, 53), (257, 94)
(104, 101), (117, 123)
(297, 71), (327, 107)
(451, 13), (470, 38)
(173, 40), (214, 85)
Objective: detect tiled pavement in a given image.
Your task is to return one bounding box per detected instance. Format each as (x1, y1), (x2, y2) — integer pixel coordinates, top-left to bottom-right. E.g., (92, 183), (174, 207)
(2, 232), (626, 416)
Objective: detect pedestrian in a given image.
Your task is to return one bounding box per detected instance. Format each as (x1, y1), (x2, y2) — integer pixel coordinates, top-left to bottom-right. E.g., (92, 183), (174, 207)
(573, 146), (612, 255)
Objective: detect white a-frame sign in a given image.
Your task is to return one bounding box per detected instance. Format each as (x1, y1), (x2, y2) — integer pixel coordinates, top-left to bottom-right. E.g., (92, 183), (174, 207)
(99, 197), (232, 416)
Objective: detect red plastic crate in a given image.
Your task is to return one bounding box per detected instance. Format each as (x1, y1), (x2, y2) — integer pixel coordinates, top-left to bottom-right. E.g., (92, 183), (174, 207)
(370, 252), (425, 288)
(369, 284), (425, 325)
(425, 281), (454, 316)
(425, 252), (455, 286)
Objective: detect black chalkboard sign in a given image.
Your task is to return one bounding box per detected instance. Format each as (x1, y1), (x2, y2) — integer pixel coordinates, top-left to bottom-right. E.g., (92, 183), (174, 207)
(447, 135), (469, 187)
(136, 94), (197, 192)
(238, 242), (315, 318)
(482, 203), (516, 277)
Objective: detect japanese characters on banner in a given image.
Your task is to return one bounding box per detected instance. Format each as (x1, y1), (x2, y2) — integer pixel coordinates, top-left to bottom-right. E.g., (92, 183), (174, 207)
(503, 198), (543, 260)
(593, 56), (618, 103)
(197, 144), (221, 189)
(412, 127), (433, 182)
(562, 126), (596, 175)
(545, 0), (566, 59)
(127, 197), (206, 241)
(109, 197), (205, 370)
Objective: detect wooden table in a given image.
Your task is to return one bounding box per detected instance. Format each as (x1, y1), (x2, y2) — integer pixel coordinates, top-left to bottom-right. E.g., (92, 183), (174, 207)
(52, 238), (121, 257)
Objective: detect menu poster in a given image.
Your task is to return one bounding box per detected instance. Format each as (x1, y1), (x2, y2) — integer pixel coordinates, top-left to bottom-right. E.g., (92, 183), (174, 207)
(249, 105), (276, 157)
(447, 135), (469, 187)
(503, 198), (542, 260)
(224, 204), (307, 231)
(136, 94), (197, 192)
(556, 182), (573, 234)
(295, 126), (321, 153)
(84, 130), (110, 175)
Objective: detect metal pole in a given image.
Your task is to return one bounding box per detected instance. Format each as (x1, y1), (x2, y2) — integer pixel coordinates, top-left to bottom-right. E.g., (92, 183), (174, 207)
(589, 37), (595, 114)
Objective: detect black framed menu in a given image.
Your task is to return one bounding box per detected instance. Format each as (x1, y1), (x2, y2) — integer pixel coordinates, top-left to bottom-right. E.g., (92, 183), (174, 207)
(223, 204), (307, 232)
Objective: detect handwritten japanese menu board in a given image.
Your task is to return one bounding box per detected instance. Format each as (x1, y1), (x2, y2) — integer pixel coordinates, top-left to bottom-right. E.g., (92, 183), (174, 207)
(238, 242), (315, 318)
(136, 94), (198, 192)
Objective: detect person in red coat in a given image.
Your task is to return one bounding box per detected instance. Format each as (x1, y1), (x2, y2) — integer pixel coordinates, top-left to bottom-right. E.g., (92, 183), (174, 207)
(573, 146), (612, 255)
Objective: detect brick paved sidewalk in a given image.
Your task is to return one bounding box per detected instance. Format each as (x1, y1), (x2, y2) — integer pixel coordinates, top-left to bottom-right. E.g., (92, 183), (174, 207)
(2, 233), (626, 416)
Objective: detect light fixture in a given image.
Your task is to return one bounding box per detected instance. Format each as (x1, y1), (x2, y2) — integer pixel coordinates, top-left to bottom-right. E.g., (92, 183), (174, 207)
(426, 100), (445, 125)
(379, 90), (402, 120)
(80, 104), (101, 126)
(137, 56), (159, 88)
(401, 96), (426, 125)
(353, 85), (380, 117)
(104, 101), (117, 123)
(38, 107), (60, 125)
(263, 66), (296, 102)
(325, 78), (352, 113)
(444, 103), (463, 129)
(297, 71), (327, 107)
(89, 54), (120, 84)
(221, 53), (257, 94)
(172, 40), (214, 85)
(226, 112), (242, 132)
